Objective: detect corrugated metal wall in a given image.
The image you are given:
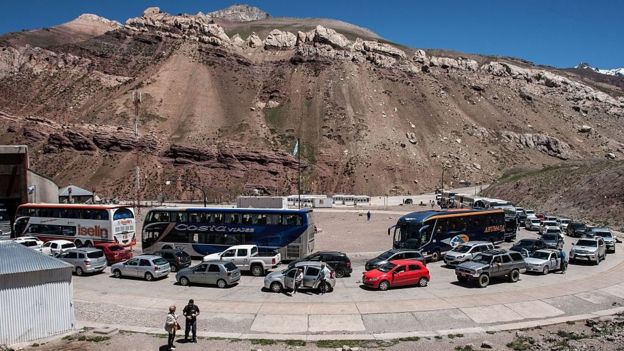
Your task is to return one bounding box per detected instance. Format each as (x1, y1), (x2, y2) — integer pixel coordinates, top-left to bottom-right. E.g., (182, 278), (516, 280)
(0, 268), (74, 345)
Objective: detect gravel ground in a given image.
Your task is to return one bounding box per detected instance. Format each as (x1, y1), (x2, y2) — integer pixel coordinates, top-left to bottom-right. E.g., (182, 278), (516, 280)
(19, 314), (624, 351)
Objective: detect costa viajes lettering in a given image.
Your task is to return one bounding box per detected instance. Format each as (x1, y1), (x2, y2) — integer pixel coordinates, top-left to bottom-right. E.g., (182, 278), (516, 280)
(174, 224), (255, 233)
(78, 225), (109, 238)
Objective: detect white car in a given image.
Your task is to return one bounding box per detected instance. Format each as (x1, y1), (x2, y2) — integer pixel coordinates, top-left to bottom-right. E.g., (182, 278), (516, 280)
(14, 236), (44, 251)
(558, 218), (571, 231)
(540, 220), (559, 234)
(41, 240), (76, 257)
(525, 217), (541, 231)
(524, 209), (536, 217)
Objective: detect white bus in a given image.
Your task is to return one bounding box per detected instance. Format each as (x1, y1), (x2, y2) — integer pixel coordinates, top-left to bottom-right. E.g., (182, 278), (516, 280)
(13, 203), (136, 248)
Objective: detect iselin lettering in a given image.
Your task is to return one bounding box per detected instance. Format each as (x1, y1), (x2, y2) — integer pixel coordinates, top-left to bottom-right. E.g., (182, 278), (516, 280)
(77, 225), (108, 238)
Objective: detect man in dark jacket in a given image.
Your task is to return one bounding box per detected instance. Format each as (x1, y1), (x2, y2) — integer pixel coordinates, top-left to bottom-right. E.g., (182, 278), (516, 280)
(183, 299), (200, 343)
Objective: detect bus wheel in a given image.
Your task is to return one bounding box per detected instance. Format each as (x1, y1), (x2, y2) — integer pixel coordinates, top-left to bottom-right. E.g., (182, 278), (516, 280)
(477, 274), (490, 288)
(251, 265), (264, 277)
(270, 282), (282, 293)
(74, 240), (83, 248)
(430, 250), (441, 262)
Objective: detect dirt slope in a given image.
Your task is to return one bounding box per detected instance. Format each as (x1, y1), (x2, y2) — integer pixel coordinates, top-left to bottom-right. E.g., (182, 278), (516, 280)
(483, 160), (624, 229)
(0, 6), (623, 201)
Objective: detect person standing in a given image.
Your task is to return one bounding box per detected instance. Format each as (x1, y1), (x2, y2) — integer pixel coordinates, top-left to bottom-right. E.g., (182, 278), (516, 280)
(366, 211), (371, 221)
(183, 299), (200, 343)
(164, 305), (179, 350)
(319, 263), (332, 294)
(293, 268), (304, 295)
(559, 249), (568, 273)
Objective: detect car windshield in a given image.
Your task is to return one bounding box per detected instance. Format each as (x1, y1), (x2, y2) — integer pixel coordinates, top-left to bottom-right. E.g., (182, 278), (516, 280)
(560, 219), (570, 224)
(453, 245), (472, 253)
(472, 254), (492, 264)
(21, 241), (37, 247)
(224, 262), (238, 271)
(378, 251), (394, 260)
(153, 258), (168, 265)
(594, 231), (612, 238)
(61, 243), (74, 249)
(531, 251), (551, 260)
(515, 240), (535, 248)
(576, 240), (597, 247)
(542, 234), (558, 241)
(378, 262), (396, 272)
(87, 251), (104, 258)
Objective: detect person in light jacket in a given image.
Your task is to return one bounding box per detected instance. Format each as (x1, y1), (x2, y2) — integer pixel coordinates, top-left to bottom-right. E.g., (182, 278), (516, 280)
(293, 268), (304, 295)
(164, 305), (179, 350)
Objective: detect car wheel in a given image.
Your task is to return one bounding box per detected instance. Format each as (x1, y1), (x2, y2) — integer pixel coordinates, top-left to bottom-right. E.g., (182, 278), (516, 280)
(113, 269), (122, 278)
(509, 269), (520, 282)
(145, 272), (154, 281)
(542, 266), (549, 275)
(477, 274), (490, 288)
(179, 277), (190, 286)
(418, 277), (429, 287)
(319, 282), (330, 294)
(270, 282), (282, 293)
(74, 240), (83, 248)
(76, 267), (84, 276)
(170, 265), (177, 273)
(335, 268), (346, 278)
(251, 265), (264, 277)
(378, 280), (390, 291)
(217, 279), (227, 289)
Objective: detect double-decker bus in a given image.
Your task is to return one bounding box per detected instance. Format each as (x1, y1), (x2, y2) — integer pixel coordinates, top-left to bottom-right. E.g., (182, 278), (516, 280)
(13, 203), (136, 247)
(142, 207), (315, 259)
(389, 209), (505, 261)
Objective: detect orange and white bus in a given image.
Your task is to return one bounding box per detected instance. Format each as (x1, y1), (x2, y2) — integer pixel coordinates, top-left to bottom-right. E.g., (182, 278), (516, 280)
(13, 203), (136, 248)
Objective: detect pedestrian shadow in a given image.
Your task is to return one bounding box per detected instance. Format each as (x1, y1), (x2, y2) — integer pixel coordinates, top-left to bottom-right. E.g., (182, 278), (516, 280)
(158, 345), (170, 351)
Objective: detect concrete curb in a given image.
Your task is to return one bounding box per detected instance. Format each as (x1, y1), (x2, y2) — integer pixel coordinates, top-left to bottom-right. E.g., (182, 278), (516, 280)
(75, 305), (624, 341)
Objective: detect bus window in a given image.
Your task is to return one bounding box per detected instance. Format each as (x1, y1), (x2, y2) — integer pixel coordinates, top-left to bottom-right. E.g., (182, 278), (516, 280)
(241, 214), (253, 225)
(188, 212), (200, 223)
(113, 208), (134, 220)
(225, 213), (240, 224)
(61, 226), (76, 236)
(256, 214), (267, 225)
(267, 214), (282, 225)
(96, 210), (109, 220)
(174, 212), (187, 223)
(284, 215), (301, 225)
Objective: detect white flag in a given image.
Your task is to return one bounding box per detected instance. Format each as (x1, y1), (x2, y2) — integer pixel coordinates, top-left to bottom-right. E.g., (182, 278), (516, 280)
(293, 139), (299, 156)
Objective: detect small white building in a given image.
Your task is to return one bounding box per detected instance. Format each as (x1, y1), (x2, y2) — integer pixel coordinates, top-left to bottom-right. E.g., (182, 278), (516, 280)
(332, 194), (370, 206)
(0, 241), (75, 346)
(236, 196), (288, 209)
(286, 195), (332, 208)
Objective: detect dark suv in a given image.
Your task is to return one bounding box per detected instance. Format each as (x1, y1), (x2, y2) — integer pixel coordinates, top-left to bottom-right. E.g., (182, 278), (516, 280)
(154, 249), (192, 272)
(455, 249), (527, 288)
(288, 251), (352, 278)
(510, 239), (546, 257)
(566, 222), (587, 238)
(365, 249), (425, 271)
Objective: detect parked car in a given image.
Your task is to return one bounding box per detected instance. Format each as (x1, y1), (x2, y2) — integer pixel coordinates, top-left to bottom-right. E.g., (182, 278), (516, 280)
(539, 220), (559, 234)
(41, 240), (76, 257)
(558, 218), (571, 231)
(570, 238), (606, 265)
(455, 249), (526, 288)
(524, 209), (536, 217)
(203, 245), (280, 277)
(586, 228), (616, 253)
(541, 233), (564, 250)
(111, 255), (170, 281)
(264, 261), (335, 293)
(14, 236), (43, 251)
(525, 217), (541, 231)
(289, 251), (352, 278)
(176, 260), (240, 288)
(365, 249), (425, 271)
(510, 239), (546, 257)
(545, 215), (558, 222)
(566, 222), (587, 237)
(525, 249), (564, 274)
(516, 208), (527, 225)
(362, 259), (430, 291)
(95, 243), (133, 265)
(58, 248), (107, 276)
(154, 248), (191, 272)
(536, 213), (545, 222)
(443, 241), (495, 266)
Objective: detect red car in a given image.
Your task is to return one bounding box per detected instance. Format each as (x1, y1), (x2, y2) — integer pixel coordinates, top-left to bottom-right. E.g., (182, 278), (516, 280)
(95, 243), (133, 265)
(362, 259), (430, 291)
(536, 213), (545, 223)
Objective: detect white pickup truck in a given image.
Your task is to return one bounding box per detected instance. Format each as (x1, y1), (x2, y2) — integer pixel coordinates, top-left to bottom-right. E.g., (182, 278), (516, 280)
(203, 245), (281, 276)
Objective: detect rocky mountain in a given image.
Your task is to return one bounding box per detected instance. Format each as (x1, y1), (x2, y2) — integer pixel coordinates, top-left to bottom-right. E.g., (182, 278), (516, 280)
(576, 63), (624, 77)
(1, 6), (623, 201)
(202, 4), (269, 22)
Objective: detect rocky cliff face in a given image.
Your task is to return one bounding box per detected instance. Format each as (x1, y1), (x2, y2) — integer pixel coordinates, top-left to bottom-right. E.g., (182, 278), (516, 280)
(1, 6), (623, 201)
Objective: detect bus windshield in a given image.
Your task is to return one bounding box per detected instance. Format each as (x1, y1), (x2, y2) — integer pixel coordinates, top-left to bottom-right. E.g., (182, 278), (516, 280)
(393, 222), (429, 249)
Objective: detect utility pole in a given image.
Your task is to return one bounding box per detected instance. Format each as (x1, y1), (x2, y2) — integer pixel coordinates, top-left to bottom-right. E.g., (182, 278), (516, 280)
(133, 90), (142, 215)
(298, 139), (301, 210)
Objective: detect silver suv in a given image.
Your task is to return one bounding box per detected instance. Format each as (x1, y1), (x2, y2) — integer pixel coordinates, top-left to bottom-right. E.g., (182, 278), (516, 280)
(570, 238), (606, 265)
(59, 248), (107, 276)
(264, 261), (336, 293)
(444, 241), (494, 266)
(176, 260), (241, 288)
(588, 228), (616, 253)
(111, 255), (170, 281)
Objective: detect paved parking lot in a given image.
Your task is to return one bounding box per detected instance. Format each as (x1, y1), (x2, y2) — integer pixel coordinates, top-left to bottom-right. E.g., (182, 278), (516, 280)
(74, 213), (624, 339)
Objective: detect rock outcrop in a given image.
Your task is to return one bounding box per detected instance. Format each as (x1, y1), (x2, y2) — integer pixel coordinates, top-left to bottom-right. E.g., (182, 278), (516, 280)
(500, 131), (575, 160)
(264, 29), (297, 50)
(203, 4), (269, 22)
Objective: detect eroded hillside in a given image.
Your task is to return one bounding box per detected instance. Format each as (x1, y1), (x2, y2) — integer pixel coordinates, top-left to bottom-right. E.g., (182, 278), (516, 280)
(1, 6), (623, 201)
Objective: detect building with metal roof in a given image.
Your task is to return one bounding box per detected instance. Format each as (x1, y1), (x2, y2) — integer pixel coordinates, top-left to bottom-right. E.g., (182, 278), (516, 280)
(59, 185), (94, 204)
(0, 241), (75, 346)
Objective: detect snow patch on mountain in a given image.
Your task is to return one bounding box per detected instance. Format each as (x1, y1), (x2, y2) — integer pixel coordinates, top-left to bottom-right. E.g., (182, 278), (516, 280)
(576, 63), (624, 77)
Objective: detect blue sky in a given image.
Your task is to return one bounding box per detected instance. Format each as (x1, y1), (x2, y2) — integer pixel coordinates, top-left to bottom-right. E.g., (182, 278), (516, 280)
(1, 0), (622, 69)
